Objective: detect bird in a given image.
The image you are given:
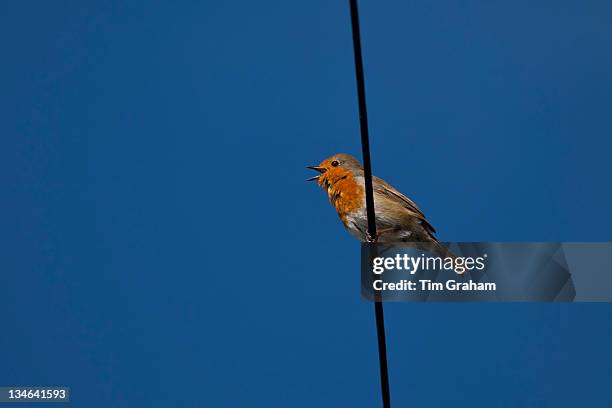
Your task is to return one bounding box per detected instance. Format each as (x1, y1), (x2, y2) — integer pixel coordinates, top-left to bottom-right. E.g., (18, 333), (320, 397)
(307, 153), (444, 247)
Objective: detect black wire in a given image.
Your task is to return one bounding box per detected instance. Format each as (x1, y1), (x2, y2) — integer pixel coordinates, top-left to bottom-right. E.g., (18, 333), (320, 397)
(349, 0), (377, 238)
(349, 1), (391, 407)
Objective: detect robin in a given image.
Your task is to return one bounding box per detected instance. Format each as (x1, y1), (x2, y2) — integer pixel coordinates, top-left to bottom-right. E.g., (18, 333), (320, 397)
(307, 153), (445, 248)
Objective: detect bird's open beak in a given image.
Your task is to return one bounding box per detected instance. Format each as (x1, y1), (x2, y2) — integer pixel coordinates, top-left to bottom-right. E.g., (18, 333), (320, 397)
(306, 165), (326, 181)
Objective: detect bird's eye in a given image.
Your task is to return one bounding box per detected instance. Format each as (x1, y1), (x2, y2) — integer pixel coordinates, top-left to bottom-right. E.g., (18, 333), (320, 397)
(331, 160), (339, 167)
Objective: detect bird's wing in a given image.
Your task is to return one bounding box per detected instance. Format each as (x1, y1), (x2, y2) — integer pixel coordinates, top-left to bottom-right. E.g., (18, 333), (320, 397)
(372, 176), (437, 234)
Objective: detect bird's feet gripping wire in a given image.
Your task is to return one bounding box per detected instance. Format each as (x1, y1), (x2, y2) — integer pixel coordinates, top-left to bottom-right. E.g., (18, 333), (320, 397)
(365, 230), (378, 243)
(366, 227), (399, 243)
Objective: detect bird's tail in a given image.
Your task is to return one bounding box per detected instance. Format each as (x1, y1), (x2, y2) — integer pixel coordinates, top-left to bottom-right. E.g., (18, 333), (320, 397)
(432, 240), (455, 258)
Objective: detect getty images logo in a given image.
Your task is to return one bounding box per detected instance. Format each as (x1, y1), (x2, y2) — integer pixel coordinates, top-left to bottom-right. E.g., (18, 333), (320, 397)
(372, 253), (488, 275)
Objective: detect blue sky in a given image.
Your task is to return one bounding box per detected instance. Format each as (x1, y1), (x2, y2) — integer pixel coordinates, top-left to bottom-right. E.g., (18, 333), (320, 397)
(1, 1), (612, 406)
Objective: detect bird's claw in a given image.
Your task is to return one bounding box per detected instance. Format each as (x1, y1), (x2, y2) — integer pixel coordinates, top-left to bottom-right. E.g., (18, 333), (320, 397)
(365, 230), (377, 243)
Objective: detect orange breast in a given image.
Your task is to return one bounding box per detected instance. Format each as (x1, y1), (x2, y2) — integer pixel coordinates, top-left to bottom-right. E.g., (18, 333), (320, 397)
(326, 172), (364, 225)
